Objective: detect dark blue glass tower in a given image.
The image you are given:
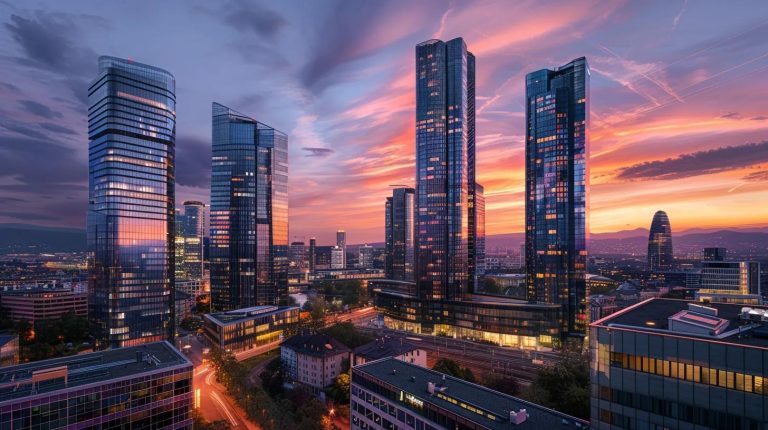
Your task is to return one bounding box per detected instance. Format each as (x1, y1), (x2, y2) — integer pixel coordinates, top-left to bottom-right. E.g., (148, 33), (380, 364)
(385, 187), (415, 281)
(210, 103), (288, 311)
(415, 38), (476, 300)
(87, 56), (176, 348)
(525, 57), (589, 339)
(648, 210), (673, 271)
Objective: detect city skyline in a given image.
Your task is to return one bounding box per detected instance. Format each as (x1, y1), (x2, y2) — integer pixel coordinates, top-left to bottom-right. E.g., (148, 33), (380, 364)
(1, 1), (768, 245)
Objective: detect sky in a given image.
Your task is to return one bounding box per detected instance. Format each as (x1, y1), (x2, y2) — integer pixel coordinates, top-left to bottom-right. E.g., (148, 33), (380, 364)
(0, 0), (767, 245)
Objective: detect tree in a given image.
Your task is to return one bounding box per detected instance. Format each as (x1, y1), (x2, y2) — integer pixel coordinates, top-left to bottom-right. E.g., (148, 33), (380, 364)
(329, 372), (350, 404)
(432, 358), (477, 383)
(522, 349), (589, 419)
(304, 296), (327, 324)
(483, 374), (521, 396)
(321, 322), (372, 349)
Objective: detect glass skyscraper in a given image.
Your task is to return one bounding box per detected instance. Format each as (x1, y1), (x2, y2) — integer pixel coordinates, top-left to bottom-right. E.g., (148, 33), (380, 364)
(525, 57), (589, 339)
(469, 182), (485, 290)
(385, 187), (414, 281)
(175, 201), (205, 281)
(336, 230), (347, 269)
(648, 210), (673, 271)
(210, 103), (288, 311)
(415, 38), (478, 301)
(87, 56), (176, 349)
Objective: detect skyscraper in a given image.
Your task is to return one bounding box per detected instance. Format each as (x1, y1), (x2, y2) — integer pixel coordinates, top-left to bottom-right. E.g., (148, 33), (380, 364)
(648, 210), (673, 271)
(336, 230), (347, 269)
(309, 237), (317, 273)
(525, 57), (589, 339)
(331, 246), (345, 270)
(290, 241), (306, 270)
(703, 247), (726, 261)
(415, 38), (475, 300)
(385, 187), (415, 281)
(87, 56), (176, 348)
(210, 103), (288, 311)
(177, 201), (205, 281)
(470, 182), (485, 290)
(358, 244), (374, 269)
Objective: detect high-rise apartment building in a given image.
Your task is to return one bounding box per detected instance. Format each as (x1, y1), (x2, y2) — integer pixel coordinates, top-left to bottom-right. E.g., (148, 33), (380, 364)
(384, 187), (415, 281)
(331, 246), (345, 270)
(648, 210), (674, 271)
(525, 57), (589, 339)
(210, 103), (288, 311)
(87, 56), (176, 348)
(336, 230), (347, 269)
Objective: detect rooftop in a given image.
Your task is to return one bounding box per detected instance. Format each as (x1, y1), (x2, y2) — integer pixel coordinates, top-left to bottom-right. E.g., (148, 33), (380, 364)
(592, 298), (768, 349)
(0, 334), (17, 348)
(353, 337), (421, 361)
(281, 334), (350, 357)
(0, 341), (190, 404)
(354, 358), (588, 430)
(205, 305), (299, 325)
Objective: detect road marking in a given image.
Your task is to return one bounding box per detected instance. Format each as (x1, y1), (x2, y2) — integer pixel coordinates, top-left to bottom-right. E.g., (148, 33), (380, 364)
(211, 391), (239, 427)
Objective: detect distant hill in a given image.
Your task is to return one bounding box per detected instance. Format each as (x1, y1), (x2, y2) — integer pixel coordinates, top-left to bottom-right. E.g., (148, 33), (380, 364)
(0, 224), (86, 253)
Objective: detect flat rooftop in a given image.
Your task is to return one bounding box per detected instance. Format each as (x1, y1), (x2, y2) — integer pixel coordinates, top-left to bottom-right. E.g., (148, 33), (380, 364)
(206, 305), (299, 325)
(354, 358), (588, 430)
(593, 298), (768, 349)
(0, 341), (190, 404)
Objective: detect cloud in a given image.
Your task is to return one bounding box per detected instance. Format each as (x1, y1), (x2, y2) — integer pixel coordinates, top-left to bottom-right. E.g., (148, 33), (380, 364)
(719, 112), (739, 119)
(0, 134), (86, 192)
(742, 170), (768, 182)
(301, 147), (334, 157)
(0, 118), (48, 140)
(18, 100), (63, 119)
(38, 122), (77, 135)
(750, 116), (767, 121)
(175, 135), (211, 188)
(616, 141), (768, 180)
(223, 0), (286, 38)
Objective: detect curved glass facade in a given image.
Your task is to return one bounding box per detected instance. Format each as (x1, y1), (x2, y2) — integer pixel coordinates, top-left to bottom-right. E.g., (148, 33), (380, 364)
(648, 210), (673, 271)
(525, 57), (589, 339)
(210, 103), (288, 311)
(87, 56), (176, 349)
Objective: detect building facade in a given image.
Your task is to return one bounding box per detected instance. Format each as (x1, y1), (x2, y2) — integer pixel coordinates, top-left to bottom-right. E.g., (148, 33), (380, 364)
(385, 187), (415, 282)
(290, 241), (306, 270)
(525, 57), (589, 340)
(469, 182), (486, 291)
(336, 230), (347, 269)
(280, 334), (350, 394)
(209, 102), (288, 311)
(87, 56), (176, 348)
(647, 210), (674, 271)
(309, 237), (317, 273)
(351, 357), (588, 430)
(204, 305), (299, 356)
(703, 247), (726, 262)
(0, 287), (87, 323)
(0, 341), (193, 429)
(352, 338), (427, 367)
(331, 246), (345, 270)
(697, 261), (762, 304)
(0, 334), (19, 367)
(176, 201), (205, 281)
(591, 299), (768, 429)
(358, 245), (375, 269)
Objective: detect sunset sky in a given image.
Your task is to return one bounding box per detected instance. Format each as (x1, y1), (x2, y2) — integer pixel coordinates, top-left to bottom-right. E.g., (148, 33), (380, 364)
(1, 1), (767, 245)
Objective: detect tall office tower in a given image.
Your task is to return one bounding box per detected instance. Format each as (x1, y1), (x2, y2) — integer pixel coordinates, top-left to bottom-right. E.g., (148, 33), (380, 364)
(385, 187), (415, 281)
(331, 246), (345, 269)
(87, 56), (175, 348)
(210, 103), (288, 311)
(525, 57), (589, 339)
(336, 230), (347, 269)
(182, 201), (205, 280)
(358, 244), (374, 269)
(309, 237), (317, 273)
(175, 209), (187, 280)
(703, 247), (726, 261)
(470, 183), (485, 289)
(648, 210), (673, 271)
(289, 241), (306, 270)
(415, 38), (474, 300)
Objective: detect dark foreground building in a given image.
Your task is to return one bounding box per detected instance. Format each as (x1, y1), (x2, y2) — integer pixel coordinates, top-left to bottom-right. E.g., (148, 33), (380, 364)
(591, 298), (768, 429)
(87, 56), (176, 348)
(0, 341), (193, 429)
(351, 357), (588, 430)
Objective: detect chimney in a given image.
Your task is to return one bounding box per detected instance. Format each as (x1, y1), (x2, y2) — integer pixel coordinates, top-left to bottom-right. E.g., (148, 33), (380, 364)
(510, 409), (528, 425)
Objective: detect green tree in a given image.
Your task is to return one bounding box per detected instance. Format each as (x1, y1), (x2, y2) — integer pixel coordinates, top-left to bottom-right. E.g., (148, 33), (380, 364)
(483, 374), (521, 396)
(321, 322), (372, 349)
(432, 358), (477, 383)
(522, 349), (589, 419)
(329, 372), (350, 404)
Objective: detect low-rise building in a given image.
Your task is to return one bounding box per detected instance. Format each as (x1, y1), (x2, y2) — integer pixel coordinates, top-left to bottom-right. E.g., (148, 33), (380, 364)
(0, 334), (19, 367)
(696, 260), (762, 305)
(0, 287), (87, 323)
(0, 341), (193, 428)
(352, 337), (427, 367)
(351, 357), (589, 430)
(281, 334), (350, 394)
(591, 298), (768, 429)
(204, 305), (299, 356)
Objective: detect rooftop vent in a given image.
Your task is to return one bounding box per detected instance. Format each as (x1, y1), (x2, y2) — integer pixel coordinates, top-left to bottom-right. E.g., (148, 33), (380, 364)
(740, 307), (768, 322)
(510, 409), (528, 425)
(687, 303), (718, 316)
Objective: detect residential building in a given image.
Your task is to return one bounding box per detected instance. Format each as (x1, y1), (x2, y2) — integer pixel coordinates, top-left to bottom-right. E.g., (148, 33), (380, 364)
(209, 102), (288, 310)
(525, 57), (589, 340)
(0, 334), (19, 367)
(351, 357), (589, 430)
(590, 299), (768, 429)
(204, 305), (299, 357)
(385, 187), (415, 281)
(87, 56), (176, 348)
(696, 261), (762, 304)
(0, 341), (193, 428)
(0, 287), (87, 323)
(337, 230), (347, 269)
(352, 337), (427, 367)
(647, 210), (674, 271)
(281, 334), (350, 394)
